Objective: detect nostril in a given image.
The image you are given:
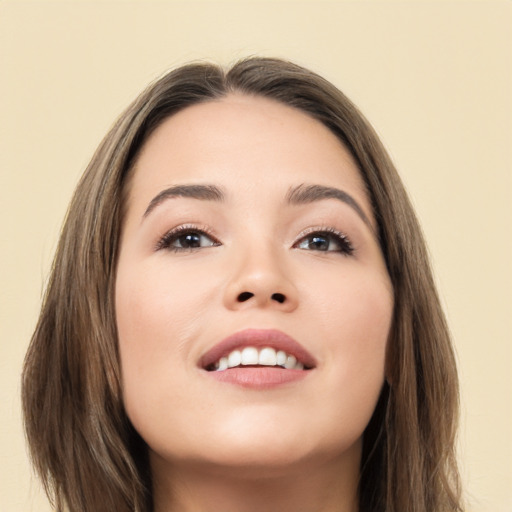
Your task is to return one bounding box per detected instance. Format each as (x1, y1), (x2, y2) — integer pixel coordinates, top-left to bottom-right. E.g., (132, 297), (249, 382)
(271, 293), (286, 304)
(237, 292), (254, 302)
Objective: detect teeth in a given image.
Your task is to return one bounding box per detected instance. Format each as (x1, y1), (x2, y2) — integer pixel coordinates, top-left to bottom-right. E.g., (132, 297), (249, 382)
(276, 350), (287, 366)
(241, 347), (259, 365)
(284, 355), (297, 369)
(259, 347), (277, 366)
(228, 350), (241, 368)
(213, 347), (307, 372)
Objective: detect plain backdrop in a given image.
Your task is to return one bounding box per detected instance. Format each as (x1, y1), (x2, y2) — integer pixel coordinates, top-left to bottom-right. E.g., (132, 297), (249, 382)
(1, 1), (510, 511)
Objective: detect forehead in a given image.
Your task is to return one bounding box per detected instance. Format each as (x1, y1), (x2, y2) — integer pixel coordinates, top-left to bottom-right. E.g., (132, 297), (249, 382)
(127, 94), (370, 216)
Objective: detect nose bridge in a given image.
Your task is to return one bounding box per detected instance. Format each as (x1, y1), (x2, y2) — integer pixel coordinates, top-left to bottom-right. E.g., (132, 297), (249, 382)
(223, 233), (298, 311)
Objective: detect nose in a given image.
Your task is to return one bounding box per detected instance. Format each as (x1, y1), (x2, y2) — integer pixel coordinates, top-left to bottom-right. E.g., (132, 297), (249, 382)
(223, 245), (299, 313)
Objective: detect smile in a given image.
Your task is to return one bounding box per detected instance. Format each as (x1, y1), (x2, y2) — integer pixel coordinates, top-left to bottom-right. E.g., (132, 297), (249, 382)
(207, 346), (308, 371)
(199, 329), (316, 388)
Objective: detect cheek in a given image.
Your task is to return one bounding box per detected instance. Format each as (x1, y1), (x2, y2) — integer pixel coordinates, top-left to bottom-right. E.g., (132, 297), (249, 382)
(331, 273), (392, 377)
(116, 259), (217, 352)
(303, 263), (393, 346)
(114, 261), (217, 425)
(301, 266), (393, 429)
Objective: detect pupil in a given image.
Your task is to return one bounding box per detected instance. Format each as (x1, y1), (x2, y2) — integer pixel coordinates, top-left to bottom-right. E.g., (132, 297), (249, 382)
(180, 233), (200, 248)
(311, 236), (328, 250)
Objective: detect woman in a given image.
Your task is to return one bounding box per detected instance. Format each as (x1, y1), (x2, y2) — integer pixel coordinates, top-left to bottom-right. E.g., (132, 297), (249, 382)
(22, 57), (462, 512)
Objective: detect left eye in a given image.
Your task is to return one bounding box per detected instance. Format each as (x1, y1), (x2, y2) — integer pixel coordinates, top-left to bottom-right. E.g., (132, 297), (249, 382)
(294, 231), (353, 255)
(157, 229), (220, 251)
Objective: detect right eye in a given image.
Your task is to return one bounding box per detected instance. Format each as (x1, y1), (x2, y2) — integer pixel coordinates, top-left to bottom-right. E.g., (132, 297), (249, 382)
(156, 226), (220, 252)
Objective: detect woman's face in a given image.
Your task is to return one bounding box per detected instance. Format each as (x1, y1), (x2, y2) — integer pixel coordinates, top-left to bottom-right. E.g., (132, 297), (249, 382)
(116, 95), (393, 476)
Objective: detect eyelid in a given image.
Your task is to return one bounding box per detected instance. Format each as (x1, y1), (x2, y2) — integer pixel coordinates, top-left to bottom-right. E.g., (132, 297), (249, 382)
(293, 226), (354, 254)
(155, 223), (220, 251)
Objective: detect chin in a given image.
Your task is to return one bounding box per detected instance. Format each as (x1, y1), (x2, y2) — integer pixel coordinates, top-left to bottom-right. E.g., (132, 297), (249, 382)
(149, 420), (362, 481)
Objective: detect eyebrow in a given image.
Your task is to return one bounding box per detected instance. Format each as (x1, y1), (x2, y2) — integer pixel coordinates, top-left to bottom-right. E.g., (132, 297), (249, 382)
(143, 184), (225, 218)
(286, 183), (373, 229)
(142, 182), (373, 231)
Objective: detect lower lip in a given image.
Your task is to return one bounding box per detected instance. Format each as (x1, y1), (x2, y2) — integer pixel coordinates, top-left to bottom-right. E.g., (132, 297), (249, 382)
(205, 367), (309, 389)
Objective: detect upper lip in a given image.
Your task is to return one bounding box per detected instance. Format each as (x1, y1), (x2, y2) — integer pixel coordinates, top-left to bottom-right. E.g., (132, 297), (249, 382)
(199, 328), (317, 370)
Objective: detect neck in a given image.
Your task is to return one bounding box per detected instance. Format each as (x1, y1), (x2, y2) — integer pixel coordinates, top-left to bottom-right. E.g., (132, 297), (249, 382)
(151, 447), (360, 512)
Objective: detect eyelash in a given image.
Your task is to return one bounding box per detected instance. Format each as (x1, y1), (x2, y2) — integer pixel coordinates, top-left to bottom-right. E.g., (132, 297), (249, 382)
(155, 224), (220, 252)
(155, 225), (354, 255)
(293, 227), (354, 256)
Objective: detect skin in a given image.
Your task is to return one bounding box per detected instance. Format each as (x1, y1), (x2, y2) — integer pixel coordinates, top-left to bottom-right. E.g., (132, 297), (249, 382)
(115, 95), (394, 512)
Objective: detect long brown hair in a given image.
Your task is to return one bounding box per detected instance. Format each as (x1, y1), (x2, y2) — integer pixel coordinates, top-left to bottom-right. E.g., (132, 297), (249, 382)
(22, 57), (462, 511)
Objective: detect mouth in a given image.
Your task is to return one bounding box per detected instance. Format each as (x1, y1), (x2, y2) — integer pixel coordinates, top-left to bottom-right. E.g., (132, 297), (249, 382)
(205, 346), (311, 371)
(199, 329), (316, 378)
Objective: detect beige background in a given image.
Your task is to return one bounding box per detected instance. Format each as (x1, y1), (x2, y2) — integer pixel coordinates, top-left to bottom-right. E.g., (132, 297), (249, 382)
(1, 1), (510, 510)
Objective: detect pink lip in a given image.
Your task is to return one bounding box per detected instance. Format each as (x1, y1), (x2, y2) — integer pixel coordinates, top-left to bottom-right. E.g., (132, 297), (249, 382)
(199, 328), (317, 372)
(208, 367), (309, 389)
